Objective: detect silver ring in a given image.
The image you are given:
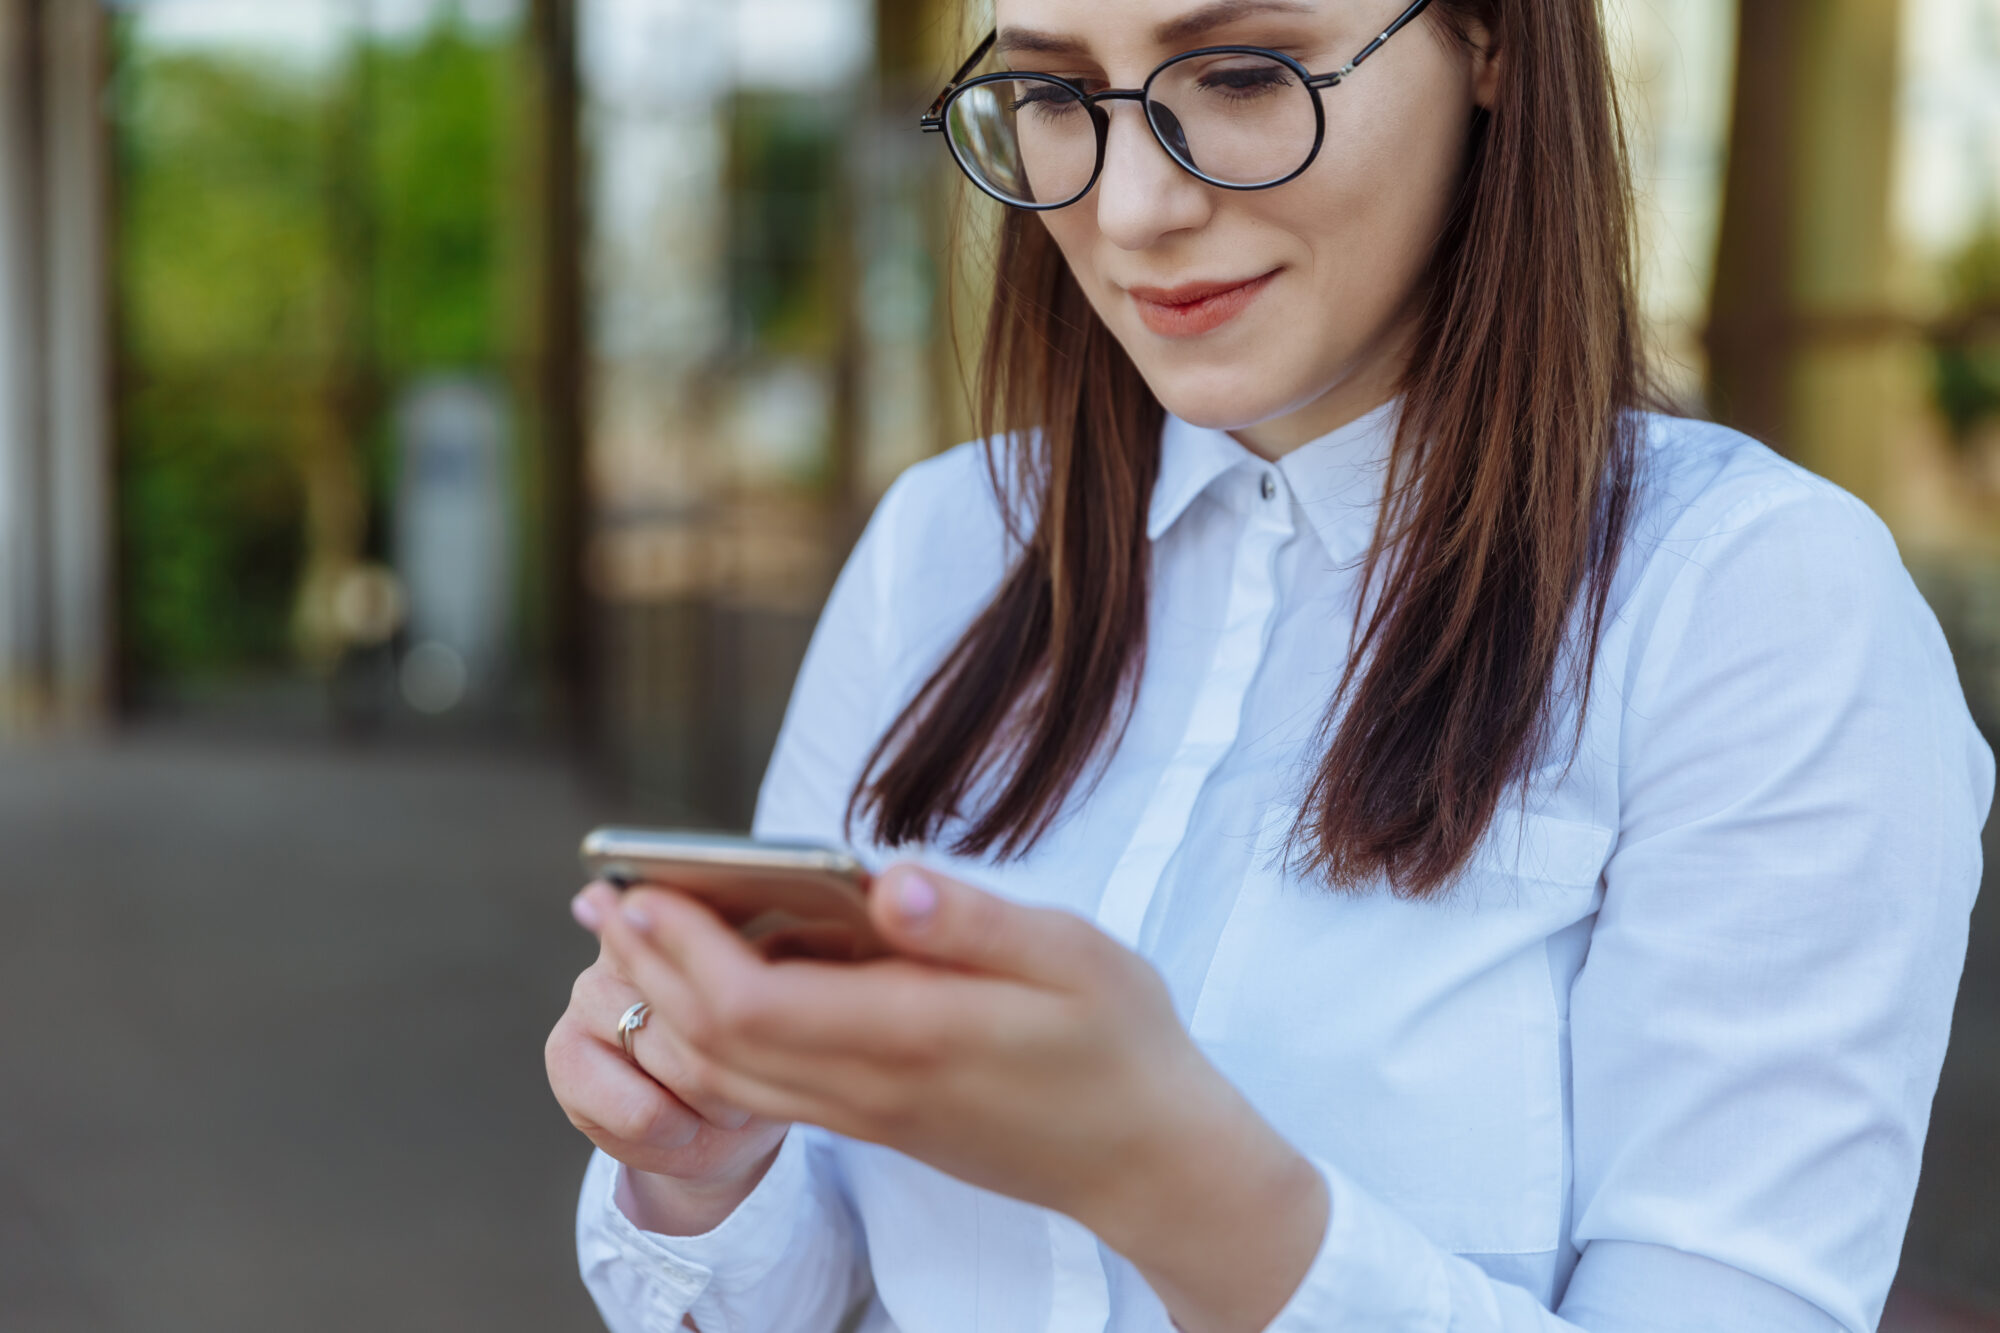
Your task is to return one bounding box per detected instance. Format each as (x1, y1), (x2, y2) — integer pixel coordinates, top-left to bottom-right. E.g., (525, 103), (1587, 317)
(616, 1001), (651, 1059)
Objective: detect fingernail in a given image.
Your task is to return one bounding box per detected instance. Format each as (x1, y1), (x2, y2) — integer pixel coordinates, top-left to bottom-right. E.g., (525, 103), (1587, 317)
(897, 872), (938, 926)
(570, 892), (603, 931)
(621, 902), (654, 933)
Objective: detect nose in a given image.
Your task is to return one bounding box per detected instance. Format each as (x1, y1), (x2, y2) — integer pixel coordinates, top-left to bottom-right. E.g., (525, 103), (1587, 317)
(1091, 98), (1212, 250)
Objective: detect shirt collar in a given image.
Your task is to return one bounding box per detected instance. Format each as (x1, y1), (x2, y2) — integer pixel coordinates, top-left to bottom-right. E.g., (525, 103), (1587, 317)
(1146, 412), (1252, 542)
(1148, 396), (1402, 562)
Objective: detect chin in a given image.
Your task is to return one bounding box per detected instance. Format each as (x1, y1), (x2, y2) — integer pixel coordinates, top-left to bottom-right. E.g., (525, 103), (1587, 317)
(1137, 363), (1303, 434)
(1117, 308), (1330, 430)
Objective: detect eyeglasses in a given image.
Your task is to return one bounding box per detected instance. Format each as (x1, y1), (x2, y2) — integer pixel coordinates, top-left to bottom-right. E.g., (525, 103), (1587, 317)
(919, 0), (1435, 210)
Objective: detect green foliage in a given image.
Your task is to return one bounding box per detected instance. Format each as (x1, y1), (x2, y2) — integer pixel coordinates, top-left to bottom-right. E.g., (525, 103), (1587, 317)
(114, 12), (522, 683)
(1933, 220), (2000, 447)
(368, 25), (516, 371)
(726, 91), (844, 355)
(117, 52), (337, 366)
(122, 387), (308, 673)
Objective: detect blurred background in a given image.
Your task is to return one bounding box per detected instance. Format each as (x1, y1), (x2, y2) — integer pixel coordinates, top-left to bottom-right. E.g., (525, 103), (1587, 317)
(0, 0), (1994, 1328)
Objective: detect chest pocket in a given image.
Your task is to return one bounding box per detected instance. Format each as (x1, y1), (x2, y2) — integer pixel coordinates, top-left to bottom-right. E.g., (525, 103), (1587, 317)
(1188, 802), (1612, 1256)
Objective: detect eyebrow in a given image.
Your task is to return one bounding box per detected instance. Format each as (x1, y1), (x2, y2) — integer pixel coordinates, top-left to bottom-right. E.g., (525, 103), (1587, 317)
(993, 0), (1320, 59)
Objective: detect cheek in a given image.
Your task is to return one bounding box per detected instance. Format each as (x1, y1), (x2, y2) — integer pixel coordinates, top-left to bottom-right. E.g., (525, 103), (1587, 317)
(1294, 93), (1470, 295)
(1236, 87), (1471, 359)
(1034, 211), (1097, 286)
(1032, 211), (1142, 349)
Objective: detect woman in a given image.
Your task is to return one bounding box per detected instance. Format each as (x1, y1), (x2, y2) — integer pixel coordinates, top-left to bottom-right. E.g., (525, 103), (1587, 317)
(546, 0), (1993, 1329)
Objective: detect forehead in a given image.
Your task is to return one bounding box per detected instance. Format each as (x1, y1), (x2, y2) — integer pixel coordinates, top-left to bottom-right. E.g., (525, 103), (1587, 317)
(990, 0), (1332, 57)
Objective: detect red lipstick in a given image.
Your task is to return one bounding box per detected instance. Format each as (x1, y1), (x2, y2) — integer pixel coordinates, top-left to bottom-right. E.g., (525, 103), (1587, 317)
(1128, 269), (1279, 338)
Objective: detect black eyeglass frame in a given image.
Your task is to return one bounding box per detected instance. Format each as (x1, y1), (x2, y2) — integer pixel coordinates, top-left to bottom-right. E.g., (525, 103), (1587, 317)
(919, 0), (1436, 210)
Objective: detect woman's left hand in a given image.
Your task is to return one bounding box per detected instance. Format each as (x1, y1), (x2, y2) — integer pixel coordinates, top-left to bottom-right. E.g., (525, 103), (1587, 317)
(571, 863), (1328, 1333)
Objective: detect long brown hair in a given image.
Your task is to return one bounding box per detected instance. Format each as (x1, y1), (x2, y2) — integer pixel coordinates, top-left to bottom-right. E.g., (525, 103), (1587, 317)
(849, 0), (1649, 898)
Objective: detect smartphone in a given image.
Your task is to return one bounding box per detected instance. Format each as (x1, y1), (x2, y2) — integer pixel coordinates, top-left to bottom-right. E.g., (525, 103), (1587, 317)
(579, 827), (888, 962)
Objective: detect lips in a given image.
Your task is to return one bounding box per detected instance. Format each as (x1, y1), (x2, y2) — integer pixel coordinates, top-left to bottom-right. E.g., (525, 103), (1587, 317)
(1127, 269), (1280, 338)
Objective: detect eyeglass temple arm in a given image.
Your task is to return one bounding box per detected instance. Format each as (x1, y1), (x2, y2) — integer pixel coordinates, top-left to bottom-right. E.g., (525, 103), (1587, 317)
(1305, 0), (1436, 88)
(921, 29), (999, 130)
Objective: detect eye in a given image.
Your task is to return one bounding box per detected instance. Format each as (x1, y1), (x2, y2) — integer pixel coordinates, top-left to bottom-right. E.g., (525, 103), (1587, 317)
(1010, 84), (1088, 117)
(1193, 62), (1295, 99)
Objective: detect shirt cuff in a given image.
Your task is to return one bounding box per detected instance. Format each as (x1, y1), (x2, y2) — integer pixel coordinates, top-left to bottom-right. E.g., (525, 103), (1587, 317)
(1261, 1154), (1451, 1333)
(578, 1126), (814, 1316)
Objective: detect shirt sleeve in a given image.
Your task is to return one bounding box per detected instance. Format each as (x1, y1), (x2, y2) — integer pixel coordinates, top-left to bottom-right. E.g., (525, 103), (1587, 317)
(576, 1129), (871, 1333)
(1262, 480), (1992, 1332)
(574, 469), (926, 1331)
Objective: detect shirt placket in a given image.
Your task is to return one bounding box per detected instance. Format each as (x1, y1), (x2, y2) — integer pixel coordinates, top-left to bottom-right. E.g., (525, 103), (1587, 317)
(1043, 465), (1295, 1333)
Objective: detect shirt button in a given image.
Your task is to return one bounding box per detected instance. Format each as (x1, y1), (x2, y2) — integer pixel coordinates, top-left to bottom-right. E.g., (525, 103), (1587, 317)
(1260, 473), (1277, 501)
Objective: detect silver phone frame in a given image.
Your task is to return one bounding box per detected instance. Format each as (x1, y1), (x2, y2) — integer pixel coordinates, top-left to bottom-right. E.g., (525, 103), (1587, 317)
(578, 826), (887, 961)
(579, 828), (866, 885)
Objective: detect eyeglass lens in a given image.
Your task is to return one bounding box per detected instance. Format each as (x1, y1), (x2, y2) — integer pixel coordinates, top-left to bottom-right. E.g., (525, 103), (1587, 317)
(944, 52), (1318, 207)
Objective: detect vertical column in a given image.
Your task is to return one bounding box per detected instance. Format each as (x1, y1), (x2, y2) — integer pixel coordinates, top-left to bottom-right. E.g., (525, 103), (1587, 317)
(1707, 0), (1794, 449)
(1707, 0), (1915, 522)
(1785, 0), (1912, 517)
(42, 0), (113, 727)
(0, 0), (114, 734)
(525, 0), (590, 746)
(0, 0), (49, 730)
(864, 0), (973, 493)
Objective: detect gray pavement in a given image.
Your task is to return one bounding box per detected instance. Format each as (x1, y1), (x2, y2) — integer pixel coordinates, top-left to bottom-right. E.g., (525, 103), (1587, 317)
(0, 733), (1993, 1330)
(0, 735), (625, 1333)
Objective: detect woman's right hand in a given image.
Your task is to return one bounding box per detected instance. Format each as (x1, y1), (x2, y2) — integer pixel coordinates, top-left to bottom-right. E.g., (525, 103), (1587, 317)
(546, 882), (792, 1235)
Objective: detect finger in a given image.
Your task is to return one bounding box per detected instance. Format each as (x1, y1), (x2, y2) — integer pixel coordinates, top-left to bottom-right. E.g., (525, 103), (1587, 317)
(571, 879), (623, 938)
(624, 1004), (827, 1129)
(600, 891), (1068, 1142)
(624, 1003), (759, 1132)
(604, 885), (819, 1057)
(611, 887), (990, 1066)
(595, 893), (851, 1128)
(869, 862), (1103, 987)
(637, 1007), (952, 1147)
(574, 887), (776, 1130)
(546, 1009), (704, 1155)
(576, 963), (755, 1131)
(608, 883), (765, 990)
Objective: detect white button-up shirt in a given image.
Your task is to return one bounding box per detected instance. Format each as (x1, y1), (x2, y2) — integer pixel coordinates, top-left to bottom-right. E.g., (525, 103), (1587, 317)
(575, 401), (1993, 1333)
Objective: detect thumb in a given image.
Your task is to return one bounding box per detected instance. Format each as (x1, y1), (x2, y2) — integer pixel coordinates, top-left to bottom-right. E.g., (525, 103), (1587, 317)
(870, 862), (1094, 986)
